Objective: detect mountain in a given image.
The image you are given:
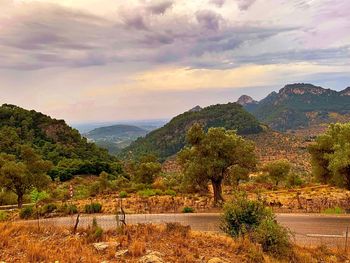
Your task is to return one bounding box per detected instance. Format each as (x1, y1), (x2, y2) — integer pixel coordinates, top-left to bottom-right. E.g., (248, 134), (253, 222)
(0, 104), (121, 180)
(239, 83), (350, 131)
(84, 124), (148, 155)
(237, 95), (259, 112)
(120, 102), (263, 160)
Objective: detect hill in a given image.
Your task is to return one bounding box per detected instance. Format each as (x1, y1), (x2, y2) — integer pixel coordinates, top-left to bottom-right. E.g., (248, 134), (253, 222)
(0, 104), (122, 180)
(239, 83), (350, 131)
(84, 124), (148, 155)
(120, 102), (263, 160)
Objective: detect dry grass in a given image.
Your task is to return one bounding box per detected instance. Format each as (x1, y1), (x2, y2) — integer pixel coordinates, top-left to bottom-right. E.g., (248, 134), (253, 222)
(0, 222), (349, 262)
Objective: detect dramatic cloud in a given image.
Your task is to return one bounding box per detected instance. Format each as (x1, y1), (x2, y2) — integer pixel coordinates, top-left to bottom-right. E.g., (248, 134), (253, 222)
(0, 0), (349, 123)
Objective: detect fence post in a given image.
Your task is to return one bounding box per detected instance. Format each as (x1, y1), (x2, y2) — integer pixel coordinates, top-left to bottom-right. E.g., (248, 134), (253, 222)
(345, 227), (349, 252)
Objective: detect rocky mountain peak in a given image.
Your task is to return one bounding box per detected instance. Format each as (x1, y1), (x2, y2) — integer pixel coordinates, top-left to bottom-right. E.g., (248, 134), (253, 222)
(340, 87), (350, 96)
(237, 95), (257, 105)
(279, 83), (328, 96)
(189, 105), (202, 112)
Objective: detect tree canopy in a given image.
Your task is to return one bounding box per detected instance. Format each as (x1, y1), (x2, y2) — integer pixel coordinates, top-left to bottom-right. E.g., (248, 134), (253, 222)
(178, 124), (257, 205)
(309, 123), (350, 189)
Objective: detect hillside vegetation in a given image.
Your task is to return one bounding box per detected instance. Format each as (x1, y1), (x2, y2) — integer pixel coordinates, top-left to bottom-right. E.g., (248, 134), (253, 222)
(239, 83), (350, 131)
(0, 104), (122, 182)
(121, 103), (263, 160)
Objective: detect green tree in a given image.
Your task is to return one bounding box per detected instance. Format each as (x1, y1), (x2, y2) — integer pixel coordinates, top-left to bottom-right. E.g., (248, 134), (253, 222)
(134, 161), (162, 184)
(263, 160), (291, 186)
(178, 124), (257, 205)
(0, 147), (52, 208)
(309, 123), (350, 189)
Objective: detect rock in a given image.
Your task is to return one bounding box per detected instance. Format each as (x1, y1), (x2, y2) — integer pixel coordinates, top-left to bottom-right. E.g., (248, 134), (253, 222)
(93, 242), (120, 251)
(115, 249), (129, 258)
(207, 258), (229, 263)
(138, 252), (165, 263)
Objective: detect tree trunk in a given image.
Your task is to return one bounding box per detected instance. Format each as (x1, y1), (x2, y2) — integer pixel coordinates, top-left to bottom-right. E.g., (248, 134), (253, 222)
(212, 179), (224, 206)
(17, 194), (23, 208)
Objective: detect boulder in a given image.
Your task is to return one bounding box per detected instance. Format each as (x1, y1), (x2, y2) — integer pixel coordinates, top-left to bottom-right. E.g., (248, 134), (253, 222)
(138, 251), (165, 263)
(93, 242), (120, 251)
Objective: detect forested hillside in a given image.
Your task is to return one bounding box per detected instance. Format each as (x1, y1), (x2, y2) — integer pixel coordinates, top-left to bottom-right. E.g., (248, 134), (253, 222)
(120, 103), (263, 160)
(0, 104), (122, 181)
(239, 84), (350, 131)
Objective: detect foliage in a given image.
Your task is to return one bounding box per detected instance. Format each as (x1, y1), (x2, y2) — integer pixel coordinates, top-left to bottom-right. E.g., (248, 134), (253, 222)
(178, 124), (257, 204)
(220, 193), (273, 237)
(286, 173), (304, 187)
(119, 191), (128, 198)
(137, 189), (157, 197)
(253, 218), (292, 258)
(19, 206), (34, 219)
(58, 203), (78, 215)
(121, 102), (262, 160)
(0, 210), (8, 221)
(164, 189), (176, 196)
(30, 189), (50, 204)
(41, 203), (57, 215)
(87, 218), (103, 242)
(309, 123), (350, 189)
(263, 159), (291, 186)
(323, 207), (345, 214)
(134, 161), (161, 184)
(0, 147), (52, 207)
(84, 202), (102, 214)
(182, 206), (194, 213)
(0, 104), (123, 183)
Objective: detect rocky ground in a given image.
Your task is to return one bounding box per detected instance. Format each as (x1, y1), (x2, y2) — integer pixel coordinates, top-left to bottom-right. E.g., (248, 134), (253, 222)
(1, 222), (349, 263)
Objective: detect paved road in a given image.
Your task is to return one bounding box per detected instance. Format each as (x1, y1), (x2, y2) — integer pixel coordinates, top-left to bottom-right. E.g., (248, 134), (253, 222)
(35, 213), (350, 246)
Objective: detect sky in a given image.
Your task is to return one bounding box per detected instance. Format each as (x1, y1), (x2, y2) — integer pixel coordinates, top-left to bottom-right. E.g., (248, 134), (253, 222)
(0, 0), (349, 124)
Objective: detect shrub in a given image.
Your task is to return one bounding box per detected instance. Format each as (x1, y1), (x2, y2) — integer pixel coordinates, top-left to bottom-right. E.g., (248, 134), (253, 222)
(253, 218), (292, 258)
(0, 211), (8, 221)
(182, 206), (194, 213)
(164, 189), (176, 196)
(119, 191), (128, 198)
(154, 189), (163, 196)
(87, 218), (103, 242)
(137, 189), (156, 197)
(58, 203), (78, 215)
(323, 207), (344, 214)
(41, 203), (57, 215)
(84, 202), (102, 214)
(220, 194), (272, 237)
(19, 206), (34, 219)
(287, 173), (304, 187)
(128, 240), (146, 257)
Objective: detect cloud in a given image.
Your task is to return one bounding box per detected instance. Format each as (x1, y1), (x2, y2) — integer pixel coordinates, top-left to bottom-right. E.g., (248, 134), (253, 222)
(210, 0), (225, 8)
(146, 1), (173, 14)
(196, 10), (222, 31)
(237, 0), (256, 10)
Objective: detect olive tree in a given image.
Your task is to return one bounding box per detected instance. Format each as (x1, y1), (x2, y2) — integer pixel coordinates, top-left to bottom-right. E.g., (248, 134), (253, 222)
(178, 124), (257, 205)
(0, 146), (52, 208)
(263, 159), (291, 186)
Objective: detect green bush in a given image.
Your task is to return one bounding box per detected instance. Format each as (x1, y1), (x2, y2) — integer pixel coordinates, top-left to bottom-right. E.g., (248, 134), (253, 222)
(58, 203), (78, 215)
(41, 203), (57, 215)
(137, 189), (157, 197)
(253, 218), (292, 258)
(119, 191), (128, 198)
(0, 211), (8, 221)
(287, 173), (304, 187)
(154, 189), (163, 195)
(182, 206), (194, 213)
(164, 189), (176, 196)
(323, 206), (345, 214)
(87, 218), (103, 242)
(19, 206), (34, 219)
(84, 202), (102, 214)
(221, 194), (272, 237)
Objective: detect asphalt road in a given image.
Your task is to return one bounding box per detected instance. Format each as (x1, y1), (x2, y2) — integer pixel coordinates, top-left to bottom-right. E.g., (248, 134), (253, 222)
(35, 213), (350, 246)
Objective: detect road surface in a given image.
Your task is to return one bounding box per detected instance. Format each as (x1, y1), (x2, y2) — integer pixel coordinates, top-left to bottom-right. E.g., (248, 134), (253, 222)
(33, 213), (350, 246)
